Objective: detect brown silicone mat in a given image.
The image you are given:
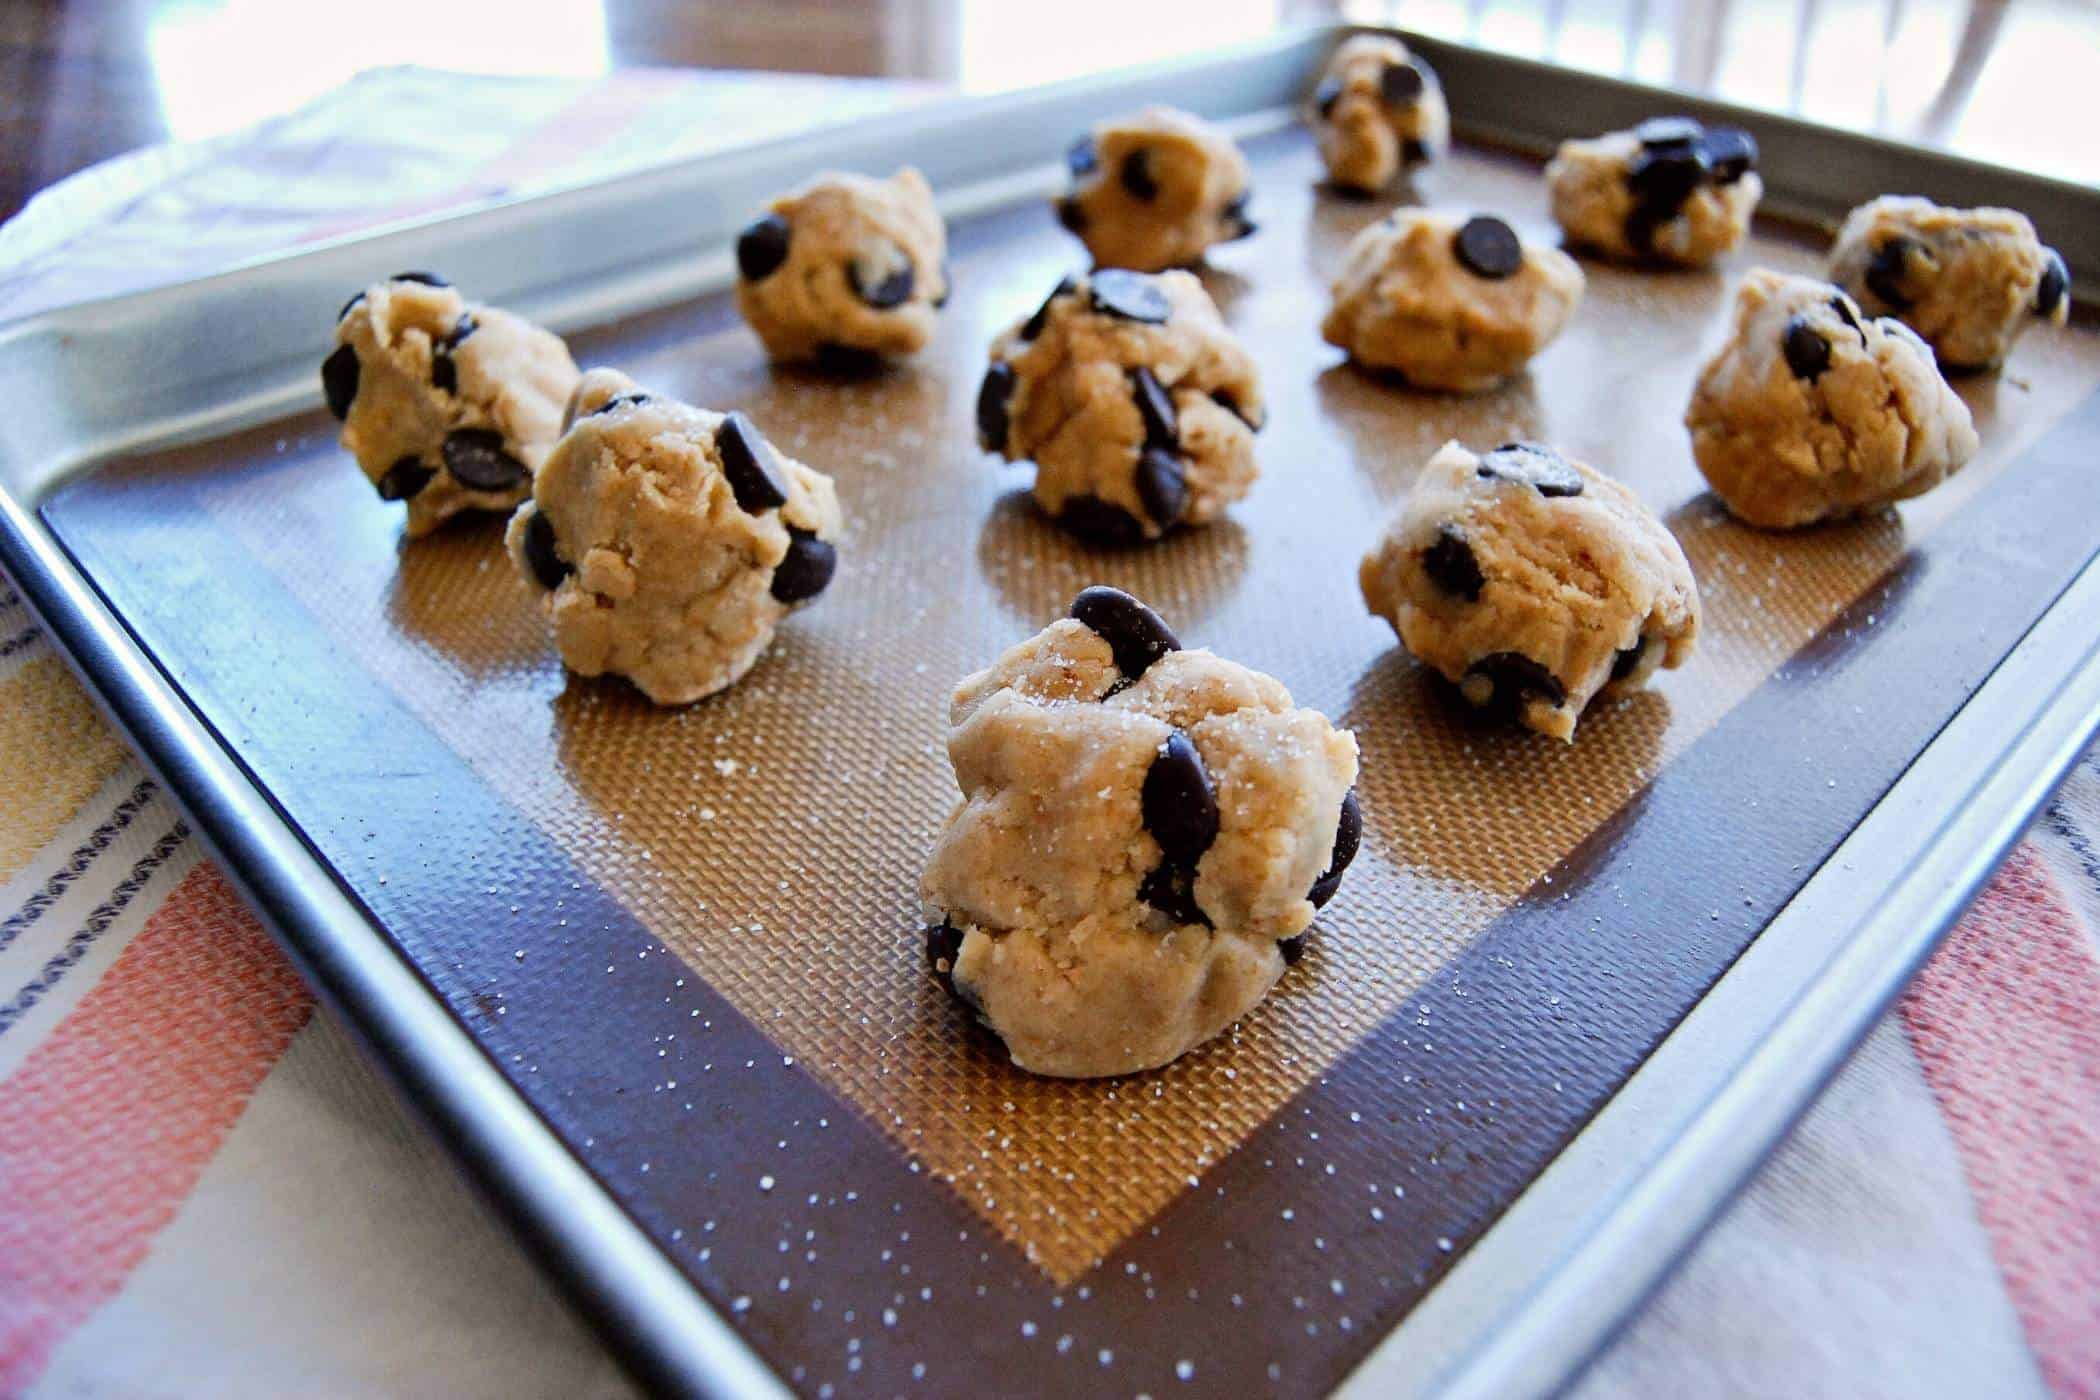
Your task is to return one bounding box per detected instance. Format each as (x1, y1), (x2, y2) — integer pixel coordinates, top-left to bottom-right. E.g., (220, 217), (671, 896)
(44, 125), (2100, 1396)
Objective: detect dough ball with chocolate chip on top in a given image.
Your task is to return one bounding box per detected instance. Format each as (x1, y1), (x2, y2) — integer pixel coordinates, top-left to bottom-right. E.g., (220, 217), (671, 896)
(1322, 209), (1584, 392)
(505, 369), (843, 705)
(1360, 440), (1699, 742)
(921, 586), (1361, 1078)
(1684, 269), (1979, 529)
(1055, 106), (1256, 272)
(733, 167), (949, 366)
(977, 269), (1264, 545)
(1545, 117), (1762, 266)
(1827, 196), (2070, 373)
(1308, 33), (1450, 195)
(325, 272), (579, 536)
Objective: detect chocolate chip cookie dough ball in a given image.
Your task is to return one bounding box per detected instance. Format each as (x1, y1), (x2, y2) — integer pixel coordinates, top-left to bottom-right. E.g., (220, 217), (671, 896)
(1322, 210), (1584, 392)
(1545, 117), (1761, 266)
(506, 370), (842, 705)
(1685, 269), (1979, 529)
(733, 167), (949, 365)
(325, 272), (579, 536)
(922, 587), (1361, 1078)
(1308, 33), (1450, 194)
(1361, 441), (1699, 742)
(977, 269), (1263, 544)
(1827, 196), (2070, 372)
(1055, 107), (1256, 272)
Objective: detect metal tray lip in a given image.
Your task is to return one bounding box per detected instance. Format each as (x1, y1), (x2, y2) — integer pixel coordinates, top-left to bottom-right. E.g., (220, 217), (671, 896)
(5, 25), (2100, 1400)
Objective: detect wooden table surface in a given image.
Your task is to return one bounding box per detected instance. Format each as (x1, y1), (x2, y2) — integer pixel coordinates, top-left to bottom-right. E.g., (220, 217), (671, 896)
(2, 0), (2092, 228)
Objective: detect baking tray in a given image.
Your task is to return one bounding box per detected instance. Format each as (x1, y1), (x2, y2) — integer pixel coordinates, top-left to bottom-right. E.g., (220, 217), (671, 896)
(5, 25), (2099, 1399)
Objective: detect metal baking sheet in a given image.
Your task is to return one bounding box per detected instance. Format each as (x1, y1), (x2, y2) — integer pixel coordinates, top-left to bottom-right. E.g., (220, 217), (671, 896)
(4, 25), (2099, 1399)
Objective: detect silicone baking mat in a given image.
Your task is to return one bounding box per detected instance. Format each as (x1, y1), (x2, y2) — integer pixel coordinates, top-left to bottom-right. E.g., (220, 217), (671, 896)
(43, 126), (2100, 1395)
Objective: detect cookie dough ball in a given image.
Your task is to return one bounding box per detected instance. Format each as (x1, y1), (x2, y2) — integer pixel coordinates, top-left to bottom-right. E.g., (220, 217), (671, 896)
(1545, 117), (1762, 266)
(325, 272), (579, 536)
(1827, 196), (2070, 372)
(1308, 33), (1450, 194)
(1685, 269), (1980, 528)
(976, 269), (1264, 544)
(1055, 106), (1256, 272)
(922, 587), (1361, 1077)
(1322, 210), (1584, 392)
(1360, 441), (1699, 742)
(733, 167), (950, 365)
(506, 369), (843, 704)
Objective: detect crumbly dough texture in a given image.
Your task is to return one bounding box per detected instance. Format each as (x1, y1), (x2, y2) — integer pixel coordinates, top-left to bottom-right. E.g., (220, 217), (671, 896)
(1057, 106), (1255, 272)
(1827, 195), (2070, 372)
(505, 369), (843, 705)
(1360, 441), (1700, 742)
(1685, 269), (1980, 529)
(328, 275), (579, 536)
(733, 167), (949, 363)
(979, 270), (1264, 543)
(1545, 124), (1762, 266)
(1321, 209), (1585, 392)
(1309, 33), (1450, 193)
(922, 593), (1360, 1078)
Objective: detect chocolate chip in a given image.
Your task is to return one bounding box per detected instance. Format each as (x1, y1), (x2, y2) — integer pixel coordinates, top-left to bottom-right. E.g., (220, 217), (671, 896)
(336, 291), (366, 322)
(1139, 860), (1208, 927)
(1277, 932), (1308, 965)
(1462, 652), (1568, 720)
(586, 393), (653, 419)
(430, 312), (478, 394)
(522, 508), (569, 589)
(392, 270), (450, 287)
(1478, 442), (1584, 497)
(1057, 495), (1147, 546)
(1143, 730), (1219, 865)
(1627, 144), (1708, 211)
(1381, 61), (1424, 104)
(1088, 269), (1171, 323)
(1698, 126), (1757, 183)
(1610, 635), (1648, 680)
(1313, 75), (1344, 120)
(1120, 148), (1158, 202)
(976, 362), (1016, 452)
(321, 345), (359, 420)
(925, 920), (968, 1000)
(1829, 294), (1868, 342)
(934, 259), (952, 309)
(1402, 137), (1431, 165)
(1634, 116), (1703, 149)
(377, 457), (433, 502)
(1129, 367), (1177, 448)
(1865, 237), (1917, 310)
(1782, 315), (1831, 380)
(1221, 189), (1258, 241)
(1056, 197), (1087, 234)
(1135, 448), (1188, 529)
(1453, 215), (1523, 280)
(1070, 585), (1179, 680)
(2036, 248), (2069, 317)
(851, 248), (915, 308)
(1212, 388), (1260, 431)
(736, 213), (791, 281)
(441, 430), (530, 492)
(714, 411), (790, 513)
(1307, 788), (1361, 909)
(1423, 525), (1484, 601)
(1021, 277), (1075, 340)
(1066, 134), (1099, 178)
(770, 526), (836, 603)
